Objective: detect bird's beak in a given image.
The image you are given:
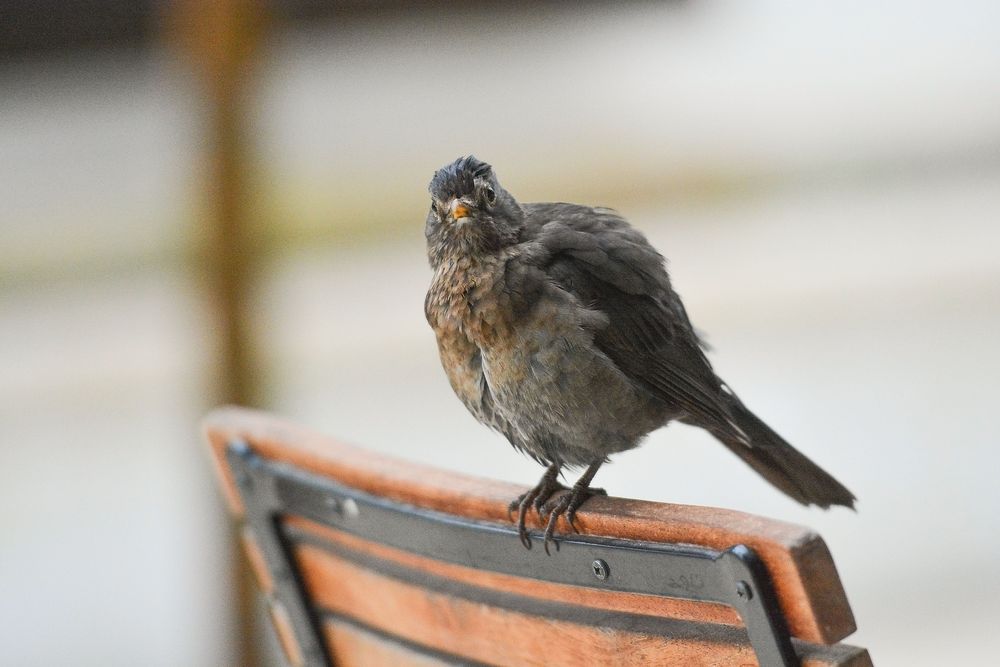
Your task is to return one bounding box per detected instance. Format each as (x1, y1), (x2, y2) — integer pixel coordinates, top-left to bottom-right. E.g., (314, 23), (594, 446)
(448, 199), (471, 221)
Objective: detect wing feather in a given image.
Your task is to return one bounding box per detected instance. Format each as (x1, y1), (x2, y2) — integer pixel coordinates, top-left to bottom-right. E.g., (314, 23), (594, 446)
(524, 204), (746, 440)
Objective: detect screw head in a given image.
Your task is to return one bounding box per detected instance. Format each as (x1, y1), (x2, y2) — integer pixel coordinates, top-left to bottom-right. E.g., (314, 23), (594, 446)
(341, 498), (359, 519)
(228, 439), (252, 456)
(592, 559), (610, 580)
(736, 580), (753, 601)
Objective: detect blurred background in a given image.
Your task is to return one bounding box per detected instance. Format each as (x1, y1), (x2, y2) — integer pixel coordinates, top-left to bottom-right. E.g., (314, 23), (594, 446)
(2, 1), (999, 665)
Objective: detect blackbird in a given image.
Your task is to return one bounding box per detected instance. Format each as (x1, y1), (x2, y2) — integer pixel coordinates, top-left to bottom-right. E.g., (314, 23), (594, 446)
(424, 156), (855, 553)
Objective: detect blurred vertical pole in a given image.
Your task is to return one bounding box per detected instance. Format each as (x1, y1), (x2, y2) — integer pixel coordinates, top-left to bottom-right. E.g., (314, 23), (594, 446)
(169, 1), (268, 666)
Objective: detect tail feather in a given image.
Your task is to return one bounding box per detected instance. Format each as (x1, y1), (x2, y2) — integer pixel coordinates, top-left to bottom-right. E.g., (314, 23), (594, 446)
(715, 392), (856, 509)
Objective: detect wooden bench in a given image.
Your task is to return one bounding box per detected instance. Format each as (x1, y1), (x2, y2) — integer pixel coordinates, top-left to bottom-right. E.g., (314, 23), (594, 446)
(203, 406), (871, 666)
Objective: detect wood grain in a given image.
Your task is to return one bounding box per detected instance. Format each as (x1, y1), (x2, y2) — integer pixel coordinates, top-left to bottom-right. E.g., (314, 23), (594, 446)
(240, 526), (273, 595)
(302, 542), (756, 666)
(325, 618), (460, 667)
(297, 543), (870, 667)
(268, 601), (303, 667)
(203, 406), (856, 644)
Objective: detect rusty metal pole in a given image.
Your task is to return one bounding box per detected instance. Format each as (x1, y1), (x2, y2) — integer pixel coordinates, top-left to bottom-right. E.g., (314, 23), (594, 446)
(170, 1), (268, 665)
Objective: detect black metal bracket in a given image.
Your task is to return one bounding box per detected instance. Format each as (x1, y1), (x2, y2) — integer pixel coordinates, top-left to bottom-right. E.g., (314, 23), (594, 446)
(226, 440), (798, 667)
(227, 440), (333, 667)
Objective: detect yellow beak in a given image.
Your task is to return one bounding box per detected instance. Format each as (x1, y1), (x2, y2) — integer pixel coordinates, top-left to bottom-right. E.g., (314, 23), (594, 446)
(449, 199), (470, 220)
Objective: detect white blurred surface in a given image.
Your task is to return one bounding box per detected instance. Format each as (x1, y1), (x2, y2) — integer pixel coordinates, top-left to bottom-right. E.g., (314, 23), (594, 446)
(0, 271), (232, 667)
(256, 0), (1000, 213)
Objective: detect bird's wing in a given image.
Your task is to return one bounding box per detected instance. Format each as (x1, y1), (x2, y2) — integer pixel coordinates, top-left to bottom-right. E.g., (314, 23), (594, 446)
(522, 204), (745, 439)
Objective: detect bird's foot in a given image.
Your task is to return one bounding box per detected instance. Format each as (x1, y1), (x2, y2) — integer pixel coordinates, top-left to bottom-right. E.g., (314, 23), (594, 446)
(507, 465), (565, 549)
(540, 486), (606, 555)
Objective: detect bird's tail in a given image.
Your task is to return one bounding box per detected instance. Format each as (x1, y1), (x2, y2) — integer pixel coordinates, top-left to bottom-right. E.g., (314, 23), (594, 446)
(714, 390), (856, 509)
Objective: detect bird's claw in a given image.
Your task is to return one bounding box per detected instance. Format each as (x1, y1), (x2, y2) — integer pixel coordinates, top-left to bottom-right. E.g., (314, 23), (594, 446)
(508, 471), (566, 550)
(506, 495), (524, 521)
(542, 494), (570, 555)
(533, 490), (559, 515)
(540, 486), (605, 555)
(508, 492), (534, 549)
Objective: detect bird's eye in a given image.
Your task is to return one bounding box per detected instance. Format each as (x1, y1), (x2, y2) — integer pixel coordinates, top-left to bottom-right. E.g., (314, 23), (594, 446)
(429, 202), (440, 219)
(483, 185), (497, 206)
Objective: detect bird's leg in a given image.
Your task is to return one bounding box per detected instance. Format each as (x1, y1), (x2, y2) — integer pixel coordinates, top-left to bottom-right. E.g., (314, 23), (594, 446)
(507, 462), (564, 549)
(541, 460), (606, 555)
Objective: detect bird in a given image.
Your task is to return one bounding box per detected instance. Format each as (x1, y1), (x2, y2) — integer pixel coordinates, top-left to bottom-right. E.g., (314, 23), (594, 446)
(423, 156), (855, 553)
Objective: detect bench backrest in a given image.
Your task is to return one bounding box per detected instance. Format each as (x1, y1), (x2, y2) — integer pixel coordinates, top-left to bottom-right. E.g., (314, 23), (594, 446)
(203, 406), (870, 666)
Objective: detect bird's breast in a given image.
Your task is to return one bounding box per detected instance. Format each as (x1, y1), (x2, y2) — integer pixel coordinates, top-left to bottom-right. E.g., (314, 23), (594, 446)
(425, 252), (518, 348)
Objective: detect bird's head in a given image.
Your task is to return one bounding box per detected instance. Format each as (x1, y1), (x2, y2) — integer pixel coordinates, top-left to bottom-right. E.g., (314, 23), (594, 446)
(425, 156), (524, 265)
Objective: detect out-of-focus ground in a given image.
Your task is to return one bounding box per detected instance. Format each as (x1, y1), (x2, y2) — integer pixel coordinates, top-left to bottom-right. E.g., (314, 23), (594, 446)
(2, 2), (999, 665)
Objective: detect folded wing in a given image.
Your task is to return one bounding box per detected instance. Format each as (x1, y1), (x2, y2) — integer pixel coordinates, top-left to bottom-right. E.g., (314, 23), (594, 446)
(523, 204), (746, 442)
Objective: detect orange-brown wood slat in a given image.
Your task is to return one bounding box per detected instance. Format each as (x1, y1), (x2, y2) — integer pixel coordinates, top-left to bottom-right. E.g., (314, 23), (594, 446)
(294, 542), (870, 667)
(300, 542), (755, 666)
(241, 526), (274, 595)
(324, 619), (457, 667)
(322, 619), (873, 667)
(269, 601), (304, 667)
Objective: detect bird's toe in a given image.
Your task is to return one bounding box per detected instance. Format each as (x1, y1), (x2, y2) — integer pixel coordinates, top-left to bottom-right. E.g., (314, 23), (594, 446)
(542, 496), (571, 556)
(532, 482), (567, 515)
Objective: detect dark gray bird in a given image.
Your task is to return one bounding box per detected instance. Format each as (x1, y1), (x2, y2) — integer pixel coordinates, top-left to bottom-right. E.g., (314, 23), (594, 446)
(424, 156), (855, 552)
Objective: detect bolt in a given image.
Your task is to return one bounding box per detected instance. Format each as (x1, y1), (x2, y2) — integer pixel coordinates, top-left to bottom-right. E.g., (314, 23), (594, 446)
(592, 559), (610, 580)
(229, 439), (252, 456)
(736, 580), (753, 601)
(341, 498), (359, 519)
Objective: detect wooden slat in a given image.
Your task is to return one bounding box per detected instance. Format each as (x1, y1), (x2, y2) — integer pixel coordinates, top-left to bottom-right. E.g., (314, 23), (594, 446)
(268, 601), (304, 667)
(326, 620), (874, 667)
(240, 527), (274, 595)
(325, 618), (461, 667)
(302, 543), (755, 666)
(202, 406), (856, 644)
(296, 543), (870, 667)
